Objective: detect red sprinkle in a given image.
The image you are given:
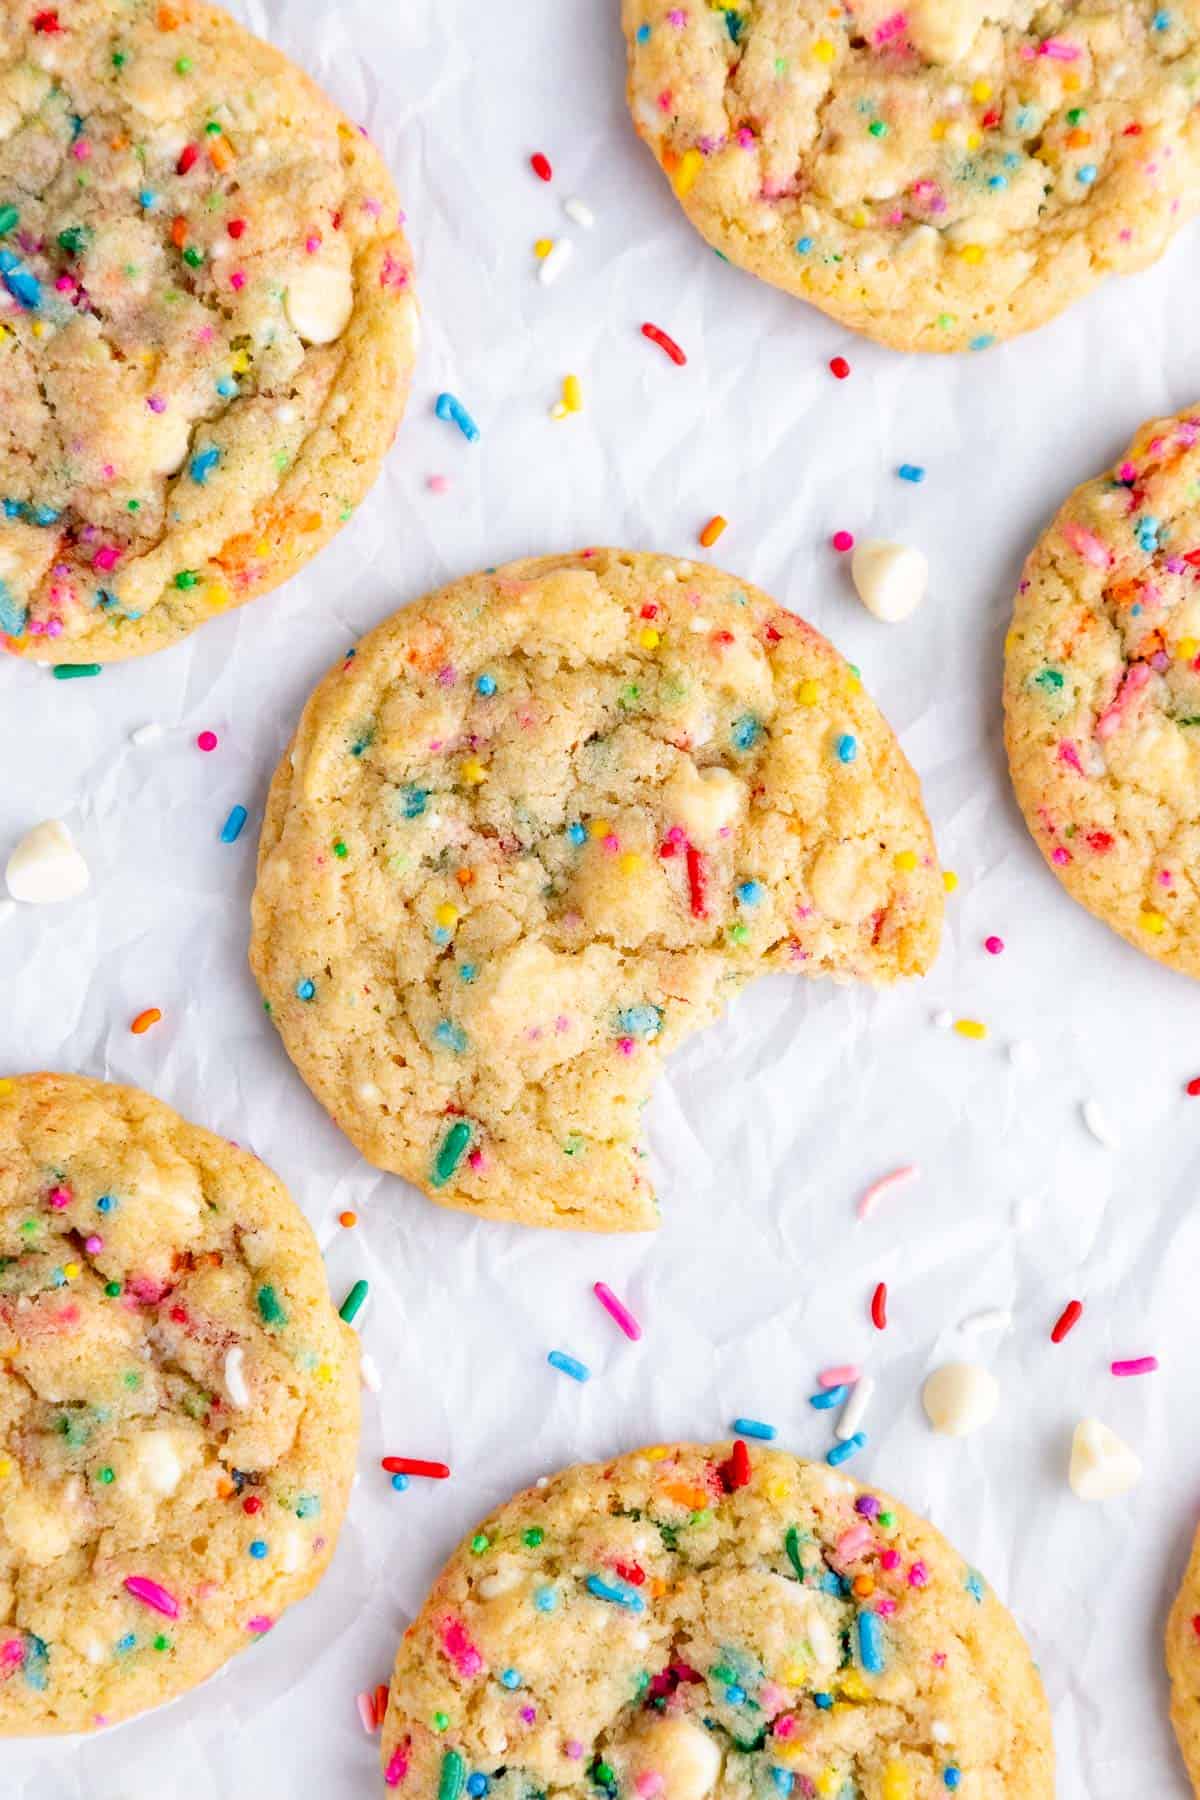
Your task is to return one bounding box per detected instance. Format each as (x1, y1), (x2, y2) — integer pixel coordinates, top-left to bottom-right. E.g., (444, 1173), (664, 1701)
(1186, 1077), (1200, 1097)
(984, 935), (1004, 955)
(832, 530), (854, 553)
(243, 1495), (262, 1514)
(381, 1456), (450, 1480)
(641, 322), (687, 366)
(686, 844), (707, 918)
(176, 143), (200, 176)
(227, 218), (246, 239)
(870, 1281), (888, 1330)
(719, 1438), (751, 1491)
(1192, 1614), (1200, 1636)
(829, 356), (851, 380)
(32, 9), (62, 30)
(1051, 1298), (1083, 1343)
(197, 729), (218, 752)
(530, 152), (552, 182)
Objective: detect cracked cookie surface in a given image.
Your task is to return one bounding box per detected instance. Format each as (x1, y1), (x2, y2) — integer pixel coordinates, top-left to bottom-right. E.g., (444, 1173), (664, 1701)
(622, 0), (1200, 352)
(380, 1442), (1054, 1800)
(250, 549), (942, 1233)
(1167, 1517), (1200, 1793)
(0, 0), (417, 662)
(1004, 407), (1200, 977)
(0, 1072), (359, 1734)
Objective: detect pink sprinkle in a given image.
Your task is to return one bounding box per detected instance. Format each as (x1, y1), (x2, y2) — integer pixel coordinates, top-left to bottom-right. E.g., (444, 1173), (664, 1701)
(124, 1575), (180, 1618)
(832, 530), (854, 553)
(230, 271), (246, 290)
(617, 1036), (635, 1056)
(197, 730), (218, 752)
(384, 1746), (410, 1788)
(873, 11), (907, 44)
(773, 1716), (797, 1739)
(84, 1235), (103, 1254)
(440, 1617), (484, 1678)
(1096, 662), (1152, 741)
(565, 1742), (584, 1761)
(880, 1549), (900, 1571)
(635, 1777), (663, 1799)
(1118, 461), (1137, 483)
(877, 1597), (897, 1615)
(1112, 1355), (1158, 1377)
(356, 1691), (377, 1734)
(1051, 846), (1071, 865)
(835, 1523), (873, 1562)
(593, 1281), (642, 1341)
(984, 935), (1004, 955)
(71, 138), (92, 160)
(47, 1185), (72, 1211)
(92, 545), (121, 572)
(427, 474), (450, 494)
(0, 1639), (24, 1670)
(908, 1560), (929, 1587)
(1039, 36), (1080, 58)
(305, 235), (322, 254)
(1062, 521), (1110, 569)
(246, 1615), (274, 1634)
(1058, 740), (1084, 773)
(819, 1364), (860, 1388)
(857, 1163), (917, 1221)
(520, 1706), (536, 1724)
(146, 393), (166, 414)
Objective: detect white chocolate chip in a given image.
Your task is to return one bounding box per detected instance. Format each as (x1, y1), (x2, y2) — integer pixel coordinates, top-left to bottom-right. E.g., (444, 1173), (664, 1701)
(6, 820), (90, 904)
(284, 254), (354, 344)
(1069, 1419), (1141, 1500)
(1082, 1099), (1119, 1150)
(664, 763), (746, 848)
(922, 1361), (1000, 1437)
(851, 540), (929, 623)
(128, 1431), (186, 1496)
(617, 1714), (723, 1800)
(224, 1346), (250, 1410)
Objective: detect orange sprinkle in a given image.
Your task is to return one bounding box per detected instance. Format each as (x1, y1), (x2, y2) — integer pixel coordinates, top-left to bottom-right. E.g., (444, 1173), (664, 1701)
(156, 4), (181, 26)
(338, 1210), (358, 1228)
(130, 1008), (162, 1035)
(298, 511), (323, 533)
(658, 1479), (709, 1510)
(170, 215), (188, 249)
(208, 135), (235, 172)
(455, 866), (475, 887)
(699, 514), (728, 548)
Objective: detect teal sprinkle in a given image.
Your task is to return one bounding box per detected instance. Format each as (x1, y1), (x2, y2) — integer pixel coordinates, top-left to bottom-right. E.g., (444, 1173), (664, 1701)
(0, 577), (27, 638)
(615, 1004), (662, 1038)
(857, 1609), (885, 1673)
(23, 1636), (48, 1691)
(1033, 668), (1064, 692)
(795, 235), (813, 253)
(400, 784), (427, 818)
(53, 663), (101, 680)
(256, 1284), (287, 1328)
(0, 249), (40, 310)
(724, 8), (744, 41)
(434, 1019), (468, 1053)
(439, 1752), (466, 1800)
(338, 1279), (369, 1325)
(966, 1569), (986, 1602)
(731, 713), (761, 751)
(969, 334), (995, 351)
(432, 1119), (472, 1187)
(636, 22), (651, 41)
(459, 963), (478, 983)
(568, 821), (587, 845)
(295, 1493), (321, 1519)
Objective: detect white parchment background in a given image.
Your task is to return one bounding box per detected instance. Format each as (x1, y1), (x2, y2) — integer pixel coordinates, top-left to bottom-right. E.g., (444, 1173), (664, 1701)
(3, 1), (1199, 1793)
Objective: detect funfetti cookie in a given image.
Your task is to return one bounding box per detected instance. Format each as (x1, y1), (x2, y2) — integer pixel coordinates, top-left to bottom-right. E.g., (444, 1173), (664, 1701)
(250, 550), (943, 1232)
(0, 1073), (360, 1734)
(0, 0), (417, 663)
(1167, 1517), (1200, 1792)
(1004, 407), (1200, 977)
(622, 0), (1200, 353)
(379, 1442), (1055, 1798)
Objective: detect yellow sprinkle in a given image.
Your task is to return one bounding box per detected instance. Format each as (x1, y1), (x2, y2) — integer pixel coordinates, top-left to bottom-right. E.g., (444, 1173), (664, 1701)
(970, 78), (993, 102)
(764, 1476), (788, 1501)
(881, 1762), (913, 1800)
(31, 320), (46, 338)
(639, 626), (661, 649)
(797, 679), (821, 706)
(842, 670), (861, 692)
(204, 581), (231, 612)
(645, 1446), (670, 1460)
(780, 1660), (807, 1686)
(837, 1668), (870, 1700)
(1063, 70), (1081, 90)
(562, 373), (583, 412)
(460, 757), (487, 786)
(815, 1772), (841, 1798)
(231, 348), (251, 374)
(0, 324), (9, 340)
(1177, 636), (1197, 661)
(253, 538), (271, 560)
(589, 819), (612, 840)
(893, 850), (918, 873)
(63, 1263), (80, 1280)
(811, 37), (836, 62)
(434, 903), (459, 931)
(534, 237), (553, 259)
(315, 1362), (333, 1384)
(1139, 909), (1166, 935)
(930, 119), (948, 140)
(619, 851), (643, 875)
(0, 1079), (13, 1096)
(943, 869), (959, 892)
(850, 208), (869, 228)
(673, 148), (703, 197)
(965, 130), (982, 150)
(0, 1458), (11, 1480)
(954, 1018), (988, 1040)
(960, 243), (985, 265)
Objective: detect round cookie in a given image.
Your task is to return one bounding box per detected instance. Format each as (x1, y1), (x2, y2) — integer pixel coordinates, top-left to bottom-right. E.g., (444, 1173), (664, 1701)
(1004, 407), (1200, 977)
(380, 1441), (1055, 1799)
(250, 549), (943, 1232)
(0, 1072), (360, 1734)
(0, 0), (417, 663)
(1167, 1518), (1200, 1791)
(621, 0), (1200, 353)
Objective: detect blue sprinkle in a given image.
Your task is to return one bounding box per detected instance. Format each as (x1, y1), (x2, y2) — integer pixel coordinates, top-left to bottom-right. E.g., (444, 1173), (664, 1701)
(969, 334), (995, 351)
(534, 1586), (557, 1612)
(391, 1472), (410, 1492)
(616, 1004), (662, 1038)
(435, 391), (480, 443)
(96, 589), (119, 610)
(857, 1609), (885, 1674)
(820, 1571), (848, 1596)
(0, 576), (28, 639)
(467, 1779), (490, 1798)
(2, 499), (22, 517)
(138, 189), (158, 210)
(736, 880), (764, 906)
(433, 1019), (468, 1053)
(96, 1194), (115, 1214)
(795, 235), (813, 254)
(401, 785), (427, 819)
(220, 804), (248, 844)
(567, 821), (587, 845)
(189, 446), (221, 484)
(897, 463), (925, 483)
(31, 504), (60, 526)
(636, 22), (651, 40)
(500, 1668), (522, 1689)
(731, 713), (762, 751)
(827, 1432), (867, 1467)
(548, 1349), (590, 1382)
(216, 376), (238, 398)
(813, 1692), (833, 1710)
(731, 1417), (776, 1440)
(987, 174), (1008, 189)
(0, 249), (40, 310)
(476, 673), (497, 696)
(585, 1574), (643, 1611)
(115, 1633), (136, 1655)
(459, 963), (478, 983)
(725, 1684), (746, 1705)
(1153, 8), (1171, 27)
(966, 1569), (985, 1603)
(1076, 163), (1097, 185)
(809, 1385), (847, 1409)
(1014, 106), (1038, 131)
(1003, 152), (1020, 169)
(248, 1540), (268, 1559)
(943, 1771), (961, 1791)
(295, 979), (316, 1001)
(835, 733), (857, 764)
(772, 1773), (794, 1796)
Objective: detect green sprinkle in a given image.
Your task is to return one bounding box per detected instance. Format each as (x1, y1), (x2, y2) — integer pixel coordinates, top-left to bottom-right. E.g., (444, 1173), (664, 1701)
(174, 570), (199, 590)
(257, 1284), (287, 1328)
(523, 1527), (544, 1548)
(728, 921), (749, 944)
(127, 498), (141, 511)
(57, 226), (89, 255)
(784, 1525), (805, 1580)
(438, 1752), (464, 1800)
(431, 1119), (472, 1188)
(153, 1634), (171, 1651)
(205, 121), (222, 135)
(1066, 107), (1086, 124)
(333, 839), (348, 858)
(868, 119), (887, 137)
(432, 1712), (450, 1734)
(53, 663), (101, 680)
(0, 205), (20, 235)
(104, 1281), (121, 1298)
(97, 1466), (115, 1484)
(123, 1370), (141, 1389)
(182, 245), (204, 267)
(470, 1533), (490, 1555)
(878, 1510), (895, 1528)
(175, 55), (193, 73)
(111, 48), (127, 68)
(338, 1279), (368, 1326)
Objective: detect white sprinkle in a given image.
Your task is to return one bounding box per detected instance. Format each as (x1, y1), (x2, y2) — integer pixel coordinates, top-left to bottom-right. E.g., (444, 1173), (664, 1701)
(131, 722), (163, 747)
(1008, 1038), (1040, 1075)
(538, 238), (574, 286)
(932, 1008), (952, 1030)
(563, 197), (595, 229)
(1082, 1098), (1119, 1150)
(836, 1374), (875, 1441)
(857, 1163), (918, 1222)
(224, 1346), (249, 1409)
(360, 1352), (382, 1394)
(959, 1307), (1012, 1338)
